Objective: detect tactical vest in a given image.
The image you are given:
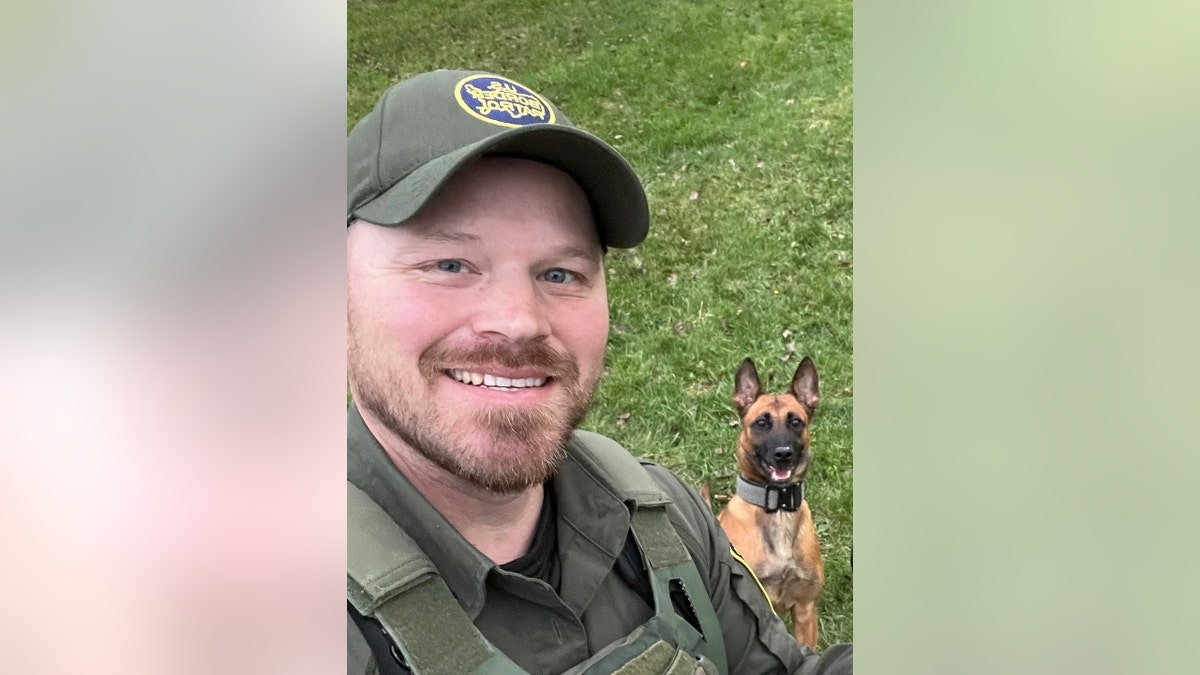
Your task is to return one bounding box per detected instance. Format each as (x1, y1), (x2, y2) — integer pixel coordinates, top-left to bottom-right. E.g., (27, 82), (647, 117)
(347, 431), (728, 675)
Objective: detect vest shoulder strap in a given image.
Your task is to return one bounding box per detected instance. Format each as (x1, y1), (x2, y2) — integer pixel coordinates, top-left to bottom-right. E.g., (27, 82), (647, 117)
(347, 482), (524, 674)
(567, 433), (728, 673)
(346, 481), (434, 614)
(568, 430), (670, 507)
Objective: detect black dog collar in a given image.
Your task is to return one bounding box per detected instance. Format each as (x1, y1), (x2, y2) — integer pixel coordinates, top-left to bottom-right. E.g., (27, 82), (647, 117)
(736, 475), (805, 513)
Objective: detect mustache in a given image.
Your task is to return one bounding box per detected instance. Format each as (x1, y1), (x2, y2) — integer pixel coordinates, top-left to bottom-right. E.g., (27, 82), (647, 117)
(419, 341), (580, 381)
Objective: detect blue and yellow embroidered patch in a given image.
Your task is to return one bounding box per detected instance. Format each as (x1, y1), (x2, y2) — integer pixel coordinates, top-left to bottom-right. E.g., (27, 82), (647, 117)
(454, 74), (556, 128)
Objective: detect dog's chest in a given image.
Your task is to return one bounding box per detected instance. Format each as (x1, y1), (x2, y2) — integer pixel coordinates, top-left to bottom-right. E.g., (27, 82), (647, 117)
(754, 515), (817, 585)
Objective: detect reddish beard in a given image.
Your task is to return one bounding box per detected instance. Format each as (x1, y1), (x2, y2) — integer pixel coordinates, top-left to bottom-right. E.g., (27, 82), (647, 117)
(349, 327), (598, 494)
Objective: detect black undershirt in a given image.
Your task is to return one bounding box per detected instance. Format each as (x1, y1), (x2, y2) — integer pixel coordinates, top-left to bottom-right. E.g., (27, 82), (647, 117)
(499, 482), (561, 591)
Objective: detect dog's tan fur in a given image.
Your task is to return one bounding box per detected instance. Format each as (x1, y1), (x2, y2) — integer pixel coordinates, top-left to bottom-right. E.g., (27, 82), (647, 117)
(716, 357), (825, 651)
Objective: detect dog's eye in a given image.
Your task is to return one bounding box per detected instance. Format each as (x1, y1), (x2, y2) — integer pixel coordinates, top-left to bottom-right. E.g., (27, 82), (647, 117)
(754, 417), (770, 429)
(789, 417), (804, 429)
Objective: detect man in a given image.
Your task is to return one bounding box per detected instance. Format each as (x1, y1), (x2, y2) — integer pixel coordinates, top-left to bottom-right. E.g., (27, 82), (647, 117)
(346, 69), (853, 674)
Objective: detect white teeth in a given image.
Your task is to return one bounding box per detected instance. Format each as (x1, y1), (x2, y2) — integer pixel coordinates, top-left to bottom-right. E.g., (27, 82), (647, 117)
(451, 370), (547, 389)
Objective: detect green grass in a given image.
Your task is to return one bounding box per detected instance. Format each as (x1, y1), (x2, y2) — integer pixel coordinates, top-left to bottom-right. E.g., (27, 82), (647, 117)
(349, 0), (852, 650)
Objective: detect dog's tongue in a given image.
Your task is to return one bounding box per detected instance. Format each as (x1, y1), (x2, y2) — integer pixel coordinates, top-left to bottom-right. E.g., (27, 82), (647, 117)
(769, 467), (793, 482)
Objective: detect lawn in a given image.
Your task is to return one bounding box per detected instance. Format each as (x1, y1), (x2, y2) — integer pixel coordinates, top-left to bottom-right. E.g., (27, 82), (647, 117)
(349, 0), (853, 650)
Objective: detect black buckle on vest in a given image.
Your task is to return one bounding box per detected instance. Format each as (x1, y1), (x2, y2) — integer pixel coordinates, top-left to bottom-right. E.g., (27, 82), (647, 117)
(764, 483), (804, 514)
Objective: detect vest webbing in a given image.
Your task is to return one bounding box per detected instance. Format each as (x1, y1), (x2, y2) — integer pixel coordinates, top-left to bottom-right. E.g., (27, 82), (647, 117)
(348, 482), (523, 674)
(347, 432), (728, 674)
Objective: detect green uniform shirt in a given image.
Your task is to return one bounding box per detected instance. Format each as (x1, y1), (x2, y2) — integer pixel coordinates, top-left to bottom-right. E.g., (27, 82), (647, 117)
(347, 405), (851, 674)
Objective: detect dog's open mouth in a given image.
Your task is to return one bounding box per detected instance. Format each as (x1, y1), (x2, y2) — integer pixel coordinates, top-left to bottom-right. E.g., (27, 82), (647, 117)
(448, 368), (549, 391)
(766, 467), (794, 483)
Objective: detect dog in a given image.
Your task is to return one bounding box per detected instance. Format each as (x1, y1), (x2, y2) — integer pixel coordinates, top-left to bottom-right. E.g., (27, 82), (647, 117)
(715, 356), (824, 651)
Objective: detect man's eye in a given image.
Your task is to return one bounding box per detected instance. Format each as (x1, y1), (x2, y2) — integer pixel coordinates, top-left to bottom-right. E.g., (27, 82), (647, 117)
(435, 260), (464, 273)
(543, 268), (576, 284)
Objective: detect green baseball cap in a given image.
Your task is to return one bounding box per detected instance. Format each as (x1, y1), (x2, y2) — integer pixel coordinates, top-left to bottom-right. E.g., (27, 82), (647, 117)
(347, 69), (649, 249)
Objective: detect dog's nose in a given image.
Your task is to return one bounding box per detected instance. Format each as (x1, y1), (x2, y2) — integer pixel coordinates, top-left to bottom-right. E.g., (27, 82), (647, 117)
(772, 447), (794, 464)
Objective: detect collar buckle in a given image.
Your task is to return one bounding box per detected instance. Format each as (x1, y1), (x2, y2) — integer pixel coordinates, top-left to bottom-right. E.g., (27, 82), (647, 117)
(763, 483), (803, 513)
(736, 475), (805, 513)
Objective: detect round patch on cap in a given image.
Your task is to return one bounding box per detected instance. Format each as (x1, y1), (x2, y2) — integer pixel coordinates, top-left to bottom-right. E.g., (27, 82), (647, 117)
(455, 74), (557, 128)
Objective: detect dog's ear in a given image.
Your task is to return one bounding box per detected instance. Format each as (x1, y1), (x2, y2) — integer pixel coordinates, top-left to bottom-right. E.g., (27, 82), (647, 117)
(790, 356), (820, 415)
(733, 358), (763, 416)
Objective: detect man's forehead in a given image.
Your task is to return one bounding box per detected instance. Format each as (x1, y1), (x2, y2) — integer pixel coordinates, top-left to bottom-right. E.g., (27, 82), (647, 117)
(350, 218), (601, 261)
(403, 225), (600, 261)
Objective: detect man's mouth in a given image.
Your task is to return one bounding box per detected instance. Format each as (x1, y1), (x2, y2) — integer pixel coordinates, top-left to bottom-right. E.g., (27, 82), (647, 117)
(448, 368), (548, 390)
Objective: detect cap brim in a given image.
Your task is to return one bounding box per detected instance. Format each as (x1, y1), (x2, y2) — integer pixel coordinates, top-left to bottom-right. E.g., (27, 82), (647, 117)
(350, 125), (649, 249)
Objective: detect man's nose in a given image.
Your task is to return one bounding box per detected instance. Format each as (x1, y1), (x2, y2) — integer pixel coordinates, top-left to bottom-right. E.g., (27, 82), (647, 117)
(470, 276), (551, 341)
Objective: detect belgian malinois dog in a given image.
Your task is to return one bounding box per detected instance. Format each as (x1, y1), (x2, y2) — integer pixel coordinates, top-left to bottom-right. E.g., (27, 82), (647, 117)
(716, 356), (824, 651)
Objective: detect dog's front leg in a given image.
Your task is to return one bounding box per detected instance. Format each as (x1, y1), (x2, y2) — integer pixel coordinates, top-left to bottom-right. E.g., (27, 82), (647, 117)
(791, 600), (819, 652)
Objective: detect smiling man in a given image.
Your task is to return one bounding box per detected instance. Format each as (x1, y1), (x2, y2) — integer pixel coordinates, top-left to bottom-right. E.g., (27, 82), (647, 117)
(346, 70), (853, 675)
